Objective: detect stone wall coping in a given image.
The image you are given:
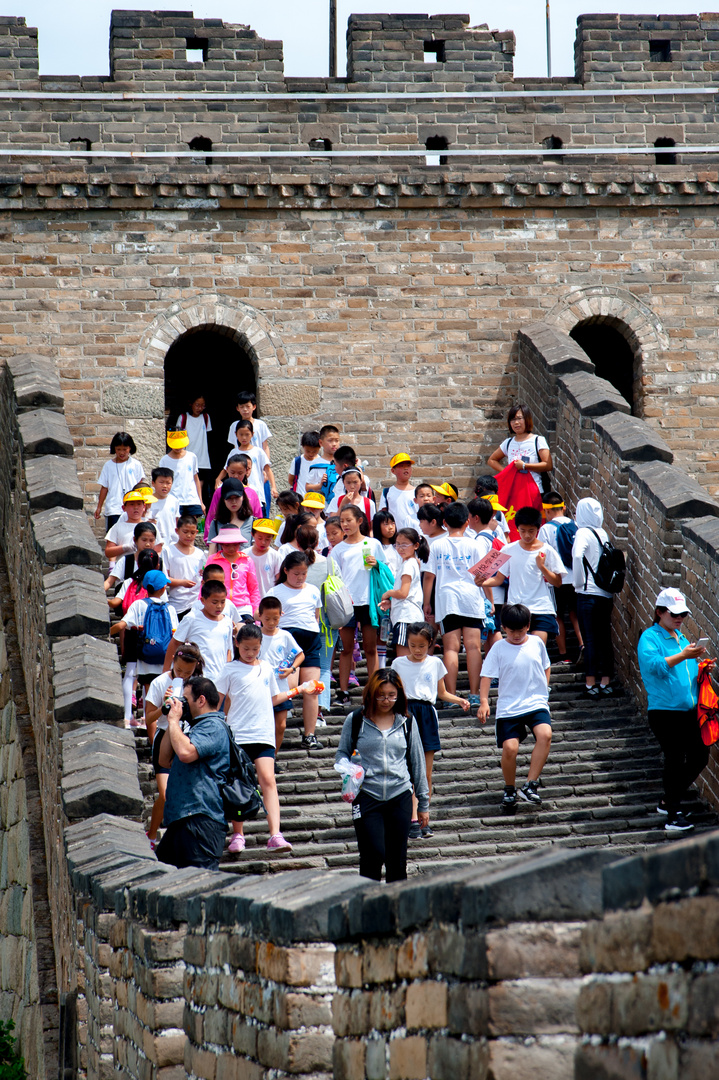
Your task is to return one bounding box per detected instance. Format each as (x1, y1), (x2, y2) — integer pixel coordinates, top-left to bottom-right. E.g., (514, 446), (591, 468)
(24, 456), (84, 512)
(592, 412), (674, 464)
(517, 323), (595, 375)
(559, 370), (631, 418)
(17, 408), (74, 459)
(602, 827), (719, 911)
(31, 507), (102, 567)
(629, 460), (719, 520)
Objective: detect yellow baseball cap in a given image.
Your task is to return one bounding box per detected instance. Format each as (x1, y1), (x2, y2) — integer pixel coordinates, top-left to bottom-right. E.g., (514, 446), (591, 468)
(122, 490), (146, 503)
(482, 493), (508, 513)
(430, 482), (457, 499)
(167, 430), (189, 449)
(301, 492), (326, 508)
(252, 518), (280, 535)
(390, 453), (415, 469)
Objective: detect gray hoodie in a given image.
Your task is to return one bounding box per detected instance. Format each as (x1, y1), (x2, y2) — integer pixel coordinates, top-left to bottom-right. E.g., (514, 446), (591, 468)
(573, 497), (612, 597)
(336, 710), (430, 812)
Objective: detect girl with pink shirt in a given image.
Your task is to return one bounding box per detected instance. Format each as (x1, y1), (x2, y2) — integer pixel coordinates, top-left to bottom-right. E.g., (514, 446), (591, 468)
(205, 528), (260, 619)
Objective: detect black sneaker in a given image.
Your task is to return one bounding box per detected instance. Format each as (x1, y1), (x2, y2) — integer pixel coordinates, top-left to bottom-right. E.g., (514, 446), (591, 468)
(502, 785), (517, 809)
(420, 824), (434, 838)
(300, 733), (323, 750)
(656, 801), (668, 816)
(599, 684), (616, 697)
(518, 781), (542, 805)
(408, 821), (422, 839)
(335, 690), (350, 706)
(583, 685), (601, 700)
(665, 812), (693, 833)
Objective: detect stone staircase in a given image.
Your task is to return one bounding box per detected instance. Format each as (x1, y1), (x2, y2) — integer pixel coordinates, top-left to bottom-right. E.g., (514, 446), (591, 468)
(135, 649), (719, 876)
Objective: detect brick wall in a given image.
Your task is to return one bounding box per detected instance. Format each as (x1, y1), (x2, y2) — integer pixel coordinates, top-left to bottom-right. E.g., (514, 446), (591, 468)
(518, 321), (719, 811)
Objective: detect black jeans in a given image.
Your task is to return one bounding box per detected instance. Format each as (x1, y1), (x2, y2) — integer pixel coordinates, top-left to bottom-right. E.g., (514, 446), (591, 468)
(648, 708), (709, 816)
(576, 594), (614, 679)
(156, 813), (226, 870)
(353, 789), (412, 882)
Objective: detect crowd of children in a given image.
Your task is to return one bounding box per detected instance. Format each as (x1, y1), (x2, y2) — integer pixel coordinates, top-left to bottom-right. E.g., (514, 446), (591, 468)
(96, 394), (668, 871)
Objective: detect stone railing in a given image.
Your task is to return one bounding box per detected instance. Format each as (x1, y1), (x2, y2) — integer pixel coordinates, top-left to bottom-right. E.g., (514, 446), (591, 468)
(518, 321), (719, 811)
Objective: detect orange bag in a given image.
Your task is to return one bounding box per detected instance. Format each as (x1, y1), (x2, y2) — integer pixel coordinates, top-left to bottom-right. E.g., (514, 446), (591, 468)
(697, 659), (719, 746)
(495, 463), (543, 542)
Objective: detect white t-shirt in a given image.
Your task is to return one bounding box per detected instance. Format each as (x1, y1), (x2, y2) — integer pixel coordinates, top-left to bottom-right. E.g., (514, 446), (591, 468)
(149, 494), (180, 549)
(380, 486), (417, 530)
(500, 435), (550, 493)
(391, 655), (447, 703)
(158, 452), (200, 507)
(105, 517), (140, 553)
(145, 671), (187, 732)
(216, 659), (279, 745)
(260, 629), (302, 675)
(501, 541), (567, 614)
(389, 558), (423, 624)
(265, 582), (321, 632)
(572, 526), (612, 599)
(382, 544), (403, 579)
(189, 596), (242, 623)
(327, 494), (377, 521)
(224, 445), (268, 505)
(176, 412), (212, 470)
(124, 596), (179, 676)
(480, 636), (551, 719)
(228, 417), (272, 455)
(331, 537), (387, 606)
(162, 543), (206, 613)
(98, 457), (145, 516)
(249, 547), (282, 597)
(291, 454), (323, 497)
(306, 552), (329, 592)
(426, 534), (486, 624)
(173, 609), (234, 681)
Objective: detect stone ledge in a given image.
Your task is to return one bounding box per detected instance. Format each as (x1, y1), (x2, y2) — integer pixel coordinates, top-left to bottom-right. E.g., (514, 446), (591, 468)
(593, 413), (674, 465)
(518, 323), (595, 376)
(61, 722), (142, 819)
(11, 366), (64, 412)
(25, 455), (84, 512)
(31, 506), (102, 566)
(682, 514), (719, 557)
(65, 816), (159, 893)
(43, 565), (109, 639)
(52, 635), (124, 722)
(602, 828), (719, 911)
(630, 461), (719, 520)
(17, 407), (74, 458)
(559, 371), (631, 418)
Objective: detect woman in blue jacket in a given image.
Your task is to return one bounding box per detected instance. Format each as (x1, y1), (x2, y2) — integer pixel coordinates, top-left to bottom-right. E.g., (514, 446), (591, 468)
(637, 588), (711, 834)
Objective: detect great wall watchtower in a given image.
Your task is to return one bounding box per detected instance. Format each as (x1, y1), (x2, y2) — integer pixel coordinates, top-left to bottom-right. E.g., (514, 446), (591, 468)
(1, 12), (719, 1080)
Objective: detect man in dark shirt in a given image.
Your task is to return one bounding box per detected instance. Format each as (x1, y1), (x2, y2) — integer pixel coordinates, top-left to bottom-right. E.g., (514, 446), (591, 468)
(155, 676), (231, 870)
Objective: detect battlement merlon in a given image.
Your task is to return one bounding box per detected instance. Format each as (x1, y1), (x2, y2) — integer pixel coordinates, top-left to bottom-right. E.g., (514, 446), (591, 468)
(4, 11), (719, 90)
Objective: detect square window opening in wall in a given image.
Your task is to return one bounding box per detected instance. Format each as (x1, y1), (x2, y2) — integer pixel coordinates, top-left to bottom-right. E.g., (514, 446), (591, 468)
(654, 137), (677, 165)
(425, 135), (448, 166)
(69, 137), (91, 152)
(542, 135), (564, 163)
(650, 39), (671, 63)
(423, 40), (446, 63)
(186, 37), (208, 63)
(188, 135), (213, 165)
(308, 138), (332, 152)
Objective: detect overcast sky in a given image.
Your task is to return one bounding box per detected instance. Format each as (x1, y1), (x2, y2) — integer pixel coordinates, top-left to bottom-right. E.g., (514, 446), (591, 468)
(8, 2), (708, 80)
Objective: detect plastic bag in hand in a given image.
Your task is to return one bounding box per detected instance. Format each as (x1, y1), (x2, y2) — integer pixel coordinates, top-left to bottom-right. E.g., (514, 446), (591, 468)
(334, 753), (365, 803)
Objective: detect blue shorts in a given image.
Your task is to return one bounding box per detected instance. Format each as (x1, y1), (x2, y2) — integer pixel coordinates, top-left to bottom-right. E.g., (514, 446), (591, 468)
(496, 708), (551, 749)
(407, 699), (441, 752)
(285, 627), (321, 668)
(529, 613), (559, 637)
(237, 742), (275, 761)
(344, 604), (372, 630)
(179, 504), (203, 519)
(152, 728), (171, 776)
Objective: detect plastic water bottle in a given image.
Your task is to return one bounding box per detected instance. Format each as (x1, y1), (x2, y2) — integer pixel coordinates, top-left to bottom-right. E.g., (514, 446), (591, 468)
(362, 540), (372, 568)
(276, 645), (300, 676)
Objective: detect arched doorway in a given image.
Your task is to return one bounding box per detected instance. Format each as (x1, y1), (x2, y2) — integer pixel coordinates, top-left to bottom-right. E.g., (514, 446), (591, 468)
(570, 318), (640, 414)
(164, 327), (257, 480)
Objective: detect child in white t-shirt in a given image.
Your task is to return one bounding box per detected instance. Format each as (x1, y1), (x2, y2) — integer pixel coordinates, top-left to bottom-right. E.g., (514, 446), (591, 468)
(475, 505), (566, 646)
(218, 420), (274, 511)
(249, 519), (282, 597)
(158, 430), (204, 514)
(164, 579), (233, 682)
(392, 621), (469, 838)
(477, 603), (552, 810)
(216, 623), (319, 854)
(258, 595), (304, 750)
(95, 432), (145, 529)
(148, 467), (180, 550)
(227, 390), (273, 458)
(379, 528), (428, 655)
(189, 564), (243, 627)
(162, 515), (206, 618)
(289, 430), (323, 497)
(173, 394), (212, 471)
(379, 453), (417, 530)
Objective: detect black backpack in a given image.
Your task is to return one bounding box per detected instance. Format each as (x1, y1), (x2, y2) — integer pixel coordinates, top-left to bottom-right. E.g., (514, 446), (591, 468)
(583, 528), (625, 594)
(220, 734), (265, 822)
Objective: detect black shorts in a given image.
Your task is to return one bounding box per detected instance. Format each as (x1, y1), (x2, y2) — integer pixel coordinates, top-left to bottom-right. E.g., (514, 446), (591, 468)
(407, 699), (441, 752)
(554, 584), (576, 617)
(152, 728), (171, 775)
(345, 605), (372, 630)
(496, 708), (552, 749)
(237, 742), (275, 761)
(285, 627), (321, 668)
(529, 613), (560, 637)
(156, 813), (226, 871)
(440, 614), (484, 634)
(391, 621), (410, 647)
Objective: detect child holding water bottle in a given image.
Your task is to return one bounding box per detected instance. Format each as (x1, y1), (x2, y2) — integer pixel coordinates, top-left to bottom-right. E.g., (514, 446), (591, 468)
(258, 595), (304, 750)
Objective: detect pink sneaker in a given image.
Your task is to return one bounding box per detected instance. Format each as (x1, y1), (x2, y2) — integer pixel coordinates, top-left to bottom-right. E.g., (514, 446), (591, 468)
(228, 834), (246, 854)
(267, 833), (292, 851)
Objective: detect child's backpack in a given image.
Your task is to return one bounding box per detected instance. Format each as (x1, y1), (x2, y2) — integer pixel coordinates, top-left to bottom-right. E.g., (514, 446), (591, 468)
(544, 519), (578, 571)
(138, 599), (174, 664)
(321, 565), (354, 629)
(121, 578), (147, 616)
(291, 455), (303, 492)
(583, 528), (626, 594)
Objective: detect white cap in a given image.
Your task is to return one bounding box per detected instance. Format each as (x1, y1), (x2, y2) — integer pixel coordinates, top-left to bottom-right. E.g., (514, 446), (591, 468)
(655, 588), (690, 615)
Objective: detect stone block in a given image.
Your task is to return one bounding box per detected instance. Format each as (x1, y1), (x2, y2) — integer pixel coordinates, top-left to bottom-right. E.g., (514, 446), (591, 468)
(388, 1035), (427, 1080)
(447, 984), (488, 1037)
(678, 1039), (719, 1079)
(488, 977), (581, 1036)
(612, 970), (688, 1035)
(595, 413), (673, 464)
(31, 507), (102, 567)
(44, 565), (109, 638)
(405, 981), (447, 1030)
(333, 1039), (366, 1080)
(255, 942), (334, 987)
(17, 407), (74, 457)
(427, 1035), (489, 1080)
(102, 379), (164, 419)
(687, 969), (719, 1036)
(651, 895), (719, 963)
(487, 922), (583, 980)
(580, 909), (653, 974)
(53, 637), (123, 721)
(560, 370), (631, 417)
(631, 461), (719, 520)
(25, 455), (84, 511)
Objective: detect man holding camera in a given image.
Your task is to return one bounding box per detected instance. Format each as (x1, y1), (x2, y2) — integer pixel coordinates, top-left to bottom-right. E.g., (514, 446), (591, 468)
(155, 676), (231, 871)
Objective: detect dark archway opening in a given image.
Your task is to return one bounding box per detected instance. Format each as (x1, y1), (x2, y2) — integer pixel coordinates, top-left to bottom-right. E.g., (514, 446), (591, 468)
(570, 319), (639, 414)
(164, 328), (257, 479)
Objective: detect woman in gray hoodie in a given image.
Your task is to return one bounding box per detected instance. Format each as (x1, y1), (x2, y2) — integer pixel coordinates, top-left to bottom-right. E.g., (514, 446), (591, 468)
(572, 497), (615, 698)
(336, 669), (429, 881)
